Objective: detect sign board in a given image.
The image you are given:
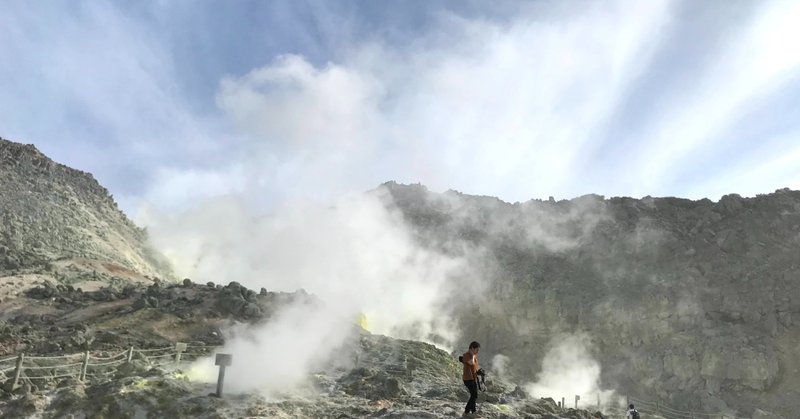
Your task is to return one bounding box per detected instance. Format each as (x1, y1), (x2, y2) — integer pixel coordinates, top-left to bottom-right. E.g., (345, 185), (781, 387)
(215, 353), (233, 366)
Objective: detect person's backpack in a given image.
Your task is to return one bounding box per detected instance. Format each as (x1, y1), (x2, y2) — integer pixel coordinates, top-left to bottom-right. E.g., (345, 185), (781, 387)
(631, 409), (640, 419)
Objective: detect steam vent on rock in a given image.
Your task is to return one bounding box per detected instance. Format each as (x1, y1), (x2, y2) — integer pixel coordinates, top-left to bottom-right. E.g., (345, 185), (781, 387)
(1, 135), (799, 418)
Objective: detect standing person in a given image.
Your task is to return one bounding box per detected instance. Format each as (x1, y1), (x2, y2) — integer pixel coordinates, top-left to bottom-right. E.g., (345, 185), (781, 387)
(460, 341), (481, 417)
(627, 404), (640, 419)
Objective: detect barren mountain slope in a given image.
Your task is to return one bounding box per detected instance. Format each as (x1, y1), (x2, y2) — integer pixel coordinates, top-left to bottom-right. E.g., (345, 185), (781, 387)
(0, 137), (171, 280)
(380, 182), (800, 417)
(0, 140), (608, 418)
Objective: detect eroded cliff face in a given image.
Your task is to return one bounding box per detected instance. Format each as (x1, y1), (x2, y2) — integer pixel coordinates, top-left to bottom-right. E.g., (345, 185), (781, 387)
(0, 137), (171, 279)
(380, 182), (800, 416)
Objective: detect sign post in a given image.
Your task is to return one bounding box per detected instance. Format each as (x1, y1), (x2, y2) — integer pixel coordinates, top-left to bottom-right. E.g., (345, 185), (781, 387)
(215, 353), (233, 397)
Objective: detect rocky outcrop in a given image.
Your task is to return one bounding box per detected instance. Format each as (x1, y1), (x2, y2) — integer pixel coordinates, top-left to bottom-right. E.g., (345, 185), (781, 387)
(0, 137), (171, 278)
(379, 182), (800, 417)
(1, 279), (315, 355)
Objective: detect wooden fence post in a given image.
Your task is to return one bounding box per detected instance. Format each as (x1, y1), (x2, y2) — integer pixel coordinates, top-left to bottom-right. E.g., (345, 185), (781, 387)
(79, 351), (89, 381)
(175, 342), (187, 365)
(10, 353), (24, 391)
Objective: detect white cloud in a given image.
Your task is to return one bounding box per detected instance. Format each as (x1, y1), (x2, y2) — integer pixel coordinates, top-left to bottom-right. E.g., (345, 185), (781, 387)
(217, 55), (383, 154)
(0, 1), (229, 209)
(5, 0), (797, 208)
(631, 1), (800, 195)
(212, 0), (674, 203)
(203, 0), (800, 205)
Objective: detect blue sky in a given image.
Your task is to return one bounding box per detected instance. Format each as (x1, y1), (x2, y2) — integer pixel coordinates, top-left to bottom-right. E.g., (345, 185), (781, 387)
(2, 0), (799, 214)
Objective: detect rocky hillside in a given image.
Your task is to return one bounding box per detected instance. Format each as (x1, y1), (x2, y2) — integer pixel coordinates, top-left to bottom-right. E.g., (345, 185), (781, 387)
(3, 137), (796, 417)
(0, 137), (171, 279)
(0, 279), (606, 419)
(379, 182), (800, 418)
(0, 138), (608, 418)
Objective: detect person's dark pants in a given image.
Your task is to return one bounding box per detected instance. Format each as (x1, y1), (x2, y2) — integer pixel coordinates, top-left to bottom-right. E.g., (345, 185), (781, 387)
(463, 379), (478, 413)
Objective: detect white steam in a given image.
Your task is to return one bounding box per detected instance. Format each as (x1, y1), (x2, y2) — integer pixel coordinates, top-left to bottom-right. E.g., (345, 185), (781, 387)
(139, 190), (483, 392)
(142, 191), (475, 342)
(525, 334), (620, 409)
(490, 354), (512, 382)
(187, 301), (354, 394)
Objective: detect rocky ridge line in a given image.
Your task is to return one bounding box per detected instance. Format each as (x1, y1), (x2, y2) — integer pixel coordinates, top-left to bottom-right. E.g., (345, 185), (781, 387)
(0, 137), (171, 279)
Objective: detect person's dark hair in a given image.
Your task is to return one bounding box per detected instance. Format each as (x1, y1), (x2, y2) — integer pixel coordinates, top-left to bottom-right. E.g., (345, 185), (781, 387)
(629, 404), (634, 409)
(469, 341), (481, 349)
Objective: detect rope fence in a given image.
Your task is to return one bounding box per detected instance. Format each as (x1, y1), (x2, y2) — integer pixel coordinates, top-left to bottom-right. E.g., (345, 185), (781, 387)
(25, 354), (82, 360)
(0, 343), (219, 392)
(134, 347), (174, 353)
(141, 353), (175, 361)
(22, 363), (83, 370)
(90, 350), (129, 361)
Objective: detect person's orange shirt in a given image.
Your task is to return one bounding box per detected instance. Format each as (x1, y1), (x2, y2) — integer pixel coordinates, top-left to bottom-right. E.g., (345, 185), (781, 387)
(461, 351), (479, 380)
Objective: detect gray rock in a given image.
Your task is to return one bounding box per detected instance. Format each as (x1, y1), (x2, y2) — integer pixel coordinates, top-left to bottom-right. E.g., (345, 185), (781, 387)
(241, 303), (262, 318)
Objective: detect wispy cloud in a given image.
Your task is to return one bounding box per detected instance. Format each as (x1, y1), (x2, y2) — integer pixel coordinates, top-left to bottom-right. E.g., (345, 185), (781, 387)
(0, 1), (231, 208)
(2, 1), (798, 208)
(630, 1), (800, 196)
(213, 1), (674, 204)
(203, 0), (799, 205)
